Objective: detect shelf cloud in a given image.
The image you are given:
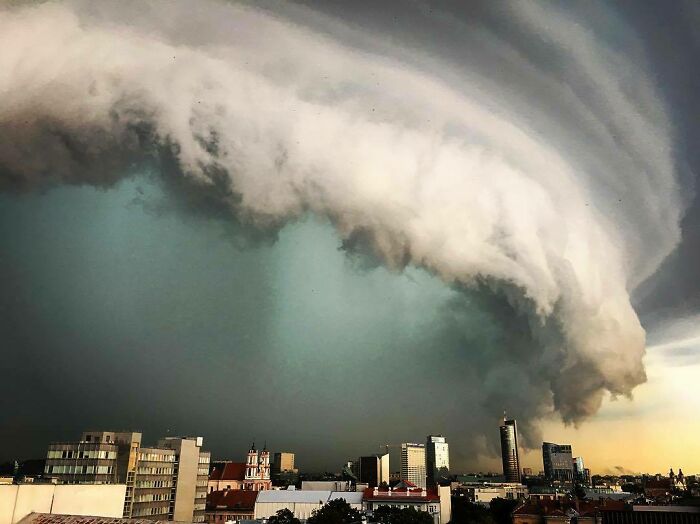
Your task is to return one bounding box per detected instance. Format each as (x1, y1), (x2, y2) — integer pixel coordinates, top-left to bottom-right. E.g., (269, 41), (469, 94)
(0, 1), (684, 438)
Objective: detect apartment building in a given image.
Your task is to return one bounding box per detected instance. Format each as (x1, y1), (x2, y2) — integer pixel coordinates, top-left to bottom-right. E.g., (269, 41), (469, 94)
(43, 431), (209, 522)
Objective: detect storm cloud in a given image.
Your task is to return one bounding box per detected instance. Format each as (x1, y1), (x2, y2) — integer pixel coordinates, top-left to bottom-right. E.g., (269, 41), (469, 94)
(0, 0), (688, 461)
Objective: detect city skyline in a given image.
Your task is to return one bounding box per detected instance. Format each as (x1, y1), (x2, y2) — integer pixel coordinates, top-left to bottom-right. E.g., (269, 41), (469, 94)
(11, 418), (699, 479)
(1, 0), (700, 476)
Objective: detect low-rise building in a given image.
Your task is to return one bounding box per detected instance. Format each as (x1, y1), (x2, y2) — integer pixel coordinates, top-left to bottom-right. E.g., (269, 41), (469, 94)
(209, 463), (246, 492)
(527, 486), (570, 502)
(583, 488), (636, 502)
(0, 484), (126, 524)
(457, 482), (528, 505)
(362, 483), (451, 524)
(17, 514), (173, 524)
(254, 490), (363, 520)
(602, 505), (700, 524)
(301, 481), (353, 492)
(512, 498), (626, 524)
(205, 489), (258, 523)
(643, 477), (672, 501)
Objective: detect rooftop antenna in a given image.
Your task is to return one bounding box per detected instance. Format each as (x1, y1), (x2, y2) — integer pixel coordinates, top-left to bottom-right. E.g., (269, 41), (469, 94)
(503, 410), (507, 422)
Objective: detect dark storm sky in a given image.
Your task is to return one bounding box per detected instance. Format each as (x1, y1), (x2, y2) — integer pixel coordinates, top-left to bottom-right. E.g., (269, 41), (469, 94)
(1, 0), (699, 473)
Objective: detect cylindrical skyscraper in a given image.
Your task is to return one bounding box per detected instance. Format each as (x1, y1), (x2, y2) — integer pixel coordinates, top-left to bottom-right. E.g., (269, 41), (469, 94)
(499, 415), (521, 483)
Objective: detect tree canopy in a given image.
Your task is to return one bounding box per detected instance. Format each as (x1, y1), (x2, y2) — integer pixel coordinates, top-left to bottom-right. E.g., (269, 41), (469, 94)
(268, 508), (301, 524)
(489, 498), (518, 524)
(308, 498), (362, 524)
(369, 505), (434, 524)
(449, 497), (495, 524)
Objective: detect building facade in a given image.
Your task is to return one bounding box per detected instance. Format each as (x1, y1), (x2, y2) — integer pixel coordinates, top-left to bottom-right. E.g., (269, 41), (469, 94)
(456, 483), (528, 505)
(243, 444), (271, 491)
(132, 447), (176, 520)
(252, 486), (451, 524)
(400, 444), (426, 489)
(205, 489), (258, 523)
(271, 453), (295, 476)
(542, 443), (574, 483)
(254, 491), (363, 521)
(0, 484), (127, 524)
(426, 436), (449, 488)
(359, 454), (389, 488)
(362, 484), (451, 524)
(499, 418), (521, 483)
(271, 452), (297, 486)
(573, 457), (590, 485)
(156, 437), (210, 523)
(208, 463), (246, 492)
(43, 431), (208, 522)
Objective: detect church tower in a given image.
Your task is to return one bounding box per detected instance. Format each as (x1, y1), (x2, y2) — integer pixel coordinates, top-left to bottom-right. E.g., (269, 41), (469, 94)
(259, 442), (270, 481)
(246, 443), (259, 481)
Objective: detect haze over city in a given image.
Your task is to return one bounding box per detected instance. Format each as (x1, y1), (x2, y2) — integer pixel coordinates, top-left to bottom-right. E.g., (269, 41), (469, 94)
(1, 0), (700, 478)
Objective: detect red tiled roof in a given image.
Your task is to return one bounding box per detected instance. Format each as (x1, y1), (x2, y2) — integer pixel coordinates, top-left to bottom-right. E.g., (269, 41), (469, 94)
(210, 462), (246, 481)
(513, 503), (545, 516)
(392, 480), (418, 489)
(582, 500), (625, 512)
(17, 514), (183, 524)
(207, 489), (258, 510)
(545, 509), (567, 517)
(514, 499), (627, 518)
(363, 487), (440, 502)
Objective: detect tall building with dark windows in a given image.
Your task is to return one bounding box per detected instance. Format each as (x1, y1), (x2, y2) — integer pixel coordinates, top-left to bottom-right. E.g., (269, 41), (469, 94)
(573, 456), (590, 485)
(499, 416), (521, 483)
(426, 435), (450, 487)
(542, 442), (574, 483)
(358, 453), (389, 487)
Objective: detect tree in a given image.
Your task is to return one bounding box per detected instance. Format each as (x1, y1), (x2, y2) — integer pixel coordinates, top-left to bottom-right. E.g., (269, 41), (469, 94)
(269, 508), (301, 524)
(489, 498), (518, 524)
(308, 498), (362, 524)
(449, 497), (495, 524)
(370, 505), (434, 524)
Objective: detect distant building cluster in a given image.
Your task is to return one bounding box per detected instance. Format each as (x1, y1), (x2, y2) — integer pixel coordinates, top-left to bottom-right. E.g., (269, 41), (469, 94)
(498, 414), (590, 489)
(1, 422), (698, 524)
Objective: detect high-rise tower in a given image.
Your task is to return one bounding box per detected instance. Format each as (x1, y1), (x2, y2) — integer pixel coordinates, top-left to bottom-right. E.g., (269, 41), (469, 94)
(400, 443), (426, 489)
(426, 435), (450, 487)
(499, 414), (521, 483)
(542, 442), (573, 483)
